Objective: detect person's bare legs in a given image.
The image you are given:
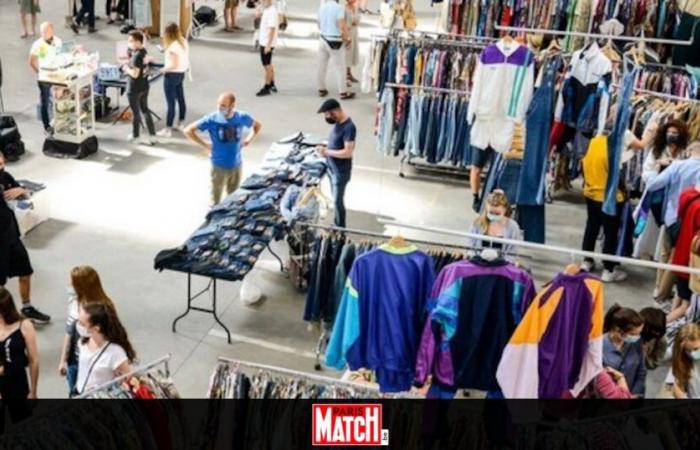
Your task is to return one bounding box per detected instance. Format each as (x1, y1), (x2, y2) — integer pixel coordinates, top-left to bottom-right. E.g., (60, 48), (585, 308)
(265, 65), (274, 85)
(19, 276), (31, 305)
(231, 5), (241, 30)
(20, 12), (29, 37)
(30, 13), (37, 35)
(224, 6), (232, 31)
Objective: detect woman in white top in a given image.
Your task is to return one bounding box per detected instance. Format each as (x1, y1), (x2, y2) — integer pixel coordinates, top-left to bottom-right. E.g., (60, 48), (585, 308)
(642, 119), (689, 185)
(672, 323), (700, 398)
(73, 302), (135, 397)
(157, 22), (190, 138)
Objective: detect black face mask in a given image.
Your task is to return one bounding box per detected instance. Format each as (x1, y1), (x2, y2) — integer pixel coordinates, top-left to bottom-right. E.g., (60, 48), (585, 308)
(45, 37), (53, 45)
(325, 117), (337, 125)
(667, 134), (680, 145)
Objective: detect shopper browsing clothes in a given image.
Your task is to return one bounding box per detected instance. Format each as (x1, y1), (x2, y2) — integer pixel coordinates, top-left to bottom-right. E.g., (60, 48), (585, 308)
(28, 22), (61, 135)
(122, 30), (157, 145)
(255, 0), (279, 97)
(184, 92), (262, 205)
(0, 288), (39, 425)
(317, 99), (355, 228)
(602, 304), (646, 398)
(19, 0), (41, 38)
(0, 186), (51, 324)
(672, 323), (700, 399)
(317, 0), (355, 99)
(157, 23), (190, 138)
(73, 302), (135, 397)
(466, 189), (522, 257)
(59, 266), (118, 395)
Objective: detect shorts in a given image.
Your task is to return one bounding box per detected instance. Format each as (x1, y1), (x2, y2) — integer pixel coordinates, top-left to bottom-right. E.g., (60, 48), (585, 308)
(224, 0), (240, 7)
(677, 277), (692, 301)
(6, 243), (33, 279)
(20, 0), (40, 14)
(471, 146), (494, 169)
(260, 47), (274, 65)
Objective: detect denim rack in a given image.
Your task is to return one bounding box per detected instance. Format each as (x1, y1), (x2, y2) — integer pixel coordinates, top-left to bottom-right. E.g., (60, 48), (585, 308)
(154, 133), (328, 343)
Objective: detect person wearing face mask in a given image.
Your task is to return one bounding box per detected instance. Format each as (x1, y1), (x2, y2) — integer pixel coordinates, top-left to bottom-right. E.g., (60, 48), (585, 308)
(28, 22), (61, 135)
(59, 266), (117, 396)
(646, 142), (700, 312)
(0, 153), (29, 202)
(316, 99), (355, 228)
(0, 288), (38, 428)
(466, 190), (522, 258)
(73, 302), (134, 397)
(672, 323), (700, 398)
(642, 120), (689, 185)
(122, 30), (157, 145)
(184, 91), (262, 205)
(602, 304), (646, 398)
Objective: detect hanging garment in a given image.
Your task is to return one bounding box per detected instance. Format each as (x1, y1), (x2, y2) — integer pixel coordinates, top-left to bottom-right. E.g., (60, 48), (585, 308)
(496, 271), (604, 399)
(415, 257), (536, 391)
(468, 39), (535, 153)
(325, 244), (435, 393)
(555, 42), (612, 139)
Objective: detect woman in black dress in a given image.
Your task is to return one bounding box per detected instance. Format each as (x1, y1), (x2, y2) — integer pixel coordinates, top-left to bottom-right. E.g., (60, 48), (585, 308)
(0, 287), (39, 432)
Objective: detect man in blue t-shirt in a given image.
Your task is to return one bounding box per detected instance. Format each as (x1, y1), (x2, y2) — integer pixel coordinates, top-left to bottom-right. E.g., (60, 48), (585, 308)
(317, 99), (355, 228)
(184, 92), (262, 205)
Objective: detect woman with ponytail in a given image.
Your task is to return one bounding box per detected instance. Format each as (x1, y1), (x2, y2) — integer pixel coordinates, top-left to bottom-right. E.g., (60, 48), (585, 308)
(72, 302), (136, 396)
(602, 304), (646, 397)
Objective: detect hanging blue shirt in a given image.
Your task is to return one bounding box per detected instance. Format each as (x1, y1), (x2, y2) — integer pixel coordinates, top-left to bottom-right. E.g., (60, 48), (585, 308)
(645, 156), (700, 226)
(325, 244), (435, 393)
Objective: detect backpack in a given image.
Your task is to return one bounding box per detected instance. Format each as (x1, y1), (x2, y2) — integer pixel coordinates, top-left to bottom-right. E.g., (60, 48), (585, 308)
(195, 6), (217, 25)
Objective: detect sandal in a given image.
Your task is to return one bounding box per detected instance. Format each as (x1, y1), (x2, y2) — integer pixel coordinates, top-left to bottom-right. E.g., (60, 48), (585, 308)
(340, 92), (356, 100)
(347, 75), (359, 83)
(318, 89), (329, 97)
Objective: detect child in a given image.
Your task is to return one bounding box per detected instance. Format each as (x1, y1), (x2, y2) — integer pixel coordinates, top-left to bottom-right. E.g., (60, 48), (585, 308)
(672, 323), (700, 399)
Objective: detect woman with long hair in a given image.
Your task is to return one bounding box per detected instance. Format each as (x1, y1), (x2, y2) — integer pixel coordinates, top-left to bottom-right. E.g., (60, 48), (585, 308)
(73, 302), (135, 396)
(466, 189), (522, 258)
(59, 266), (117, 395)
(672, 323), (700, 398)
(0, 287), (38, 430)
(157, 22), (189, 137)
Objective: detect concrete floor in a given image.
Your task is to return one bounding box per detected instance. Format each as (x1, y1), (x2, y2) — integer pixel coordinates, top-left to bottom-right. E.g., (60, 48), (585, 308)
(0, 1), (663, 398)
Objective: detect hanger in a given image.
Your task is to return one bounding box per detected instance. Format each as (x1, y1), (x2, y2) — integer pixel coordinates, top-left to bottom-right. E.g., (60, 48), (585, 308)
(387, 234), (410, 248)
(480, 248), (500, 261)
(564, 252), (579, 274)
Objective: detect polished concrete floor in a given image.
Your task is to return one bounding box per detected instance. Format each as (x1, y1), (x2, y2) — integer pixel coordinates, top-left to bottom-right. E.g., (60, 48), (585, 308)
(0, 1), (664, 398)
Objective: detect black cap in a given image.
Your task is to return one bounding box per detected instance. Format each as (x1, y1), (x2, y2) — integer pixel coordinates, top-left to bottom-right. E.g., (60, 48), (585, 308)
(317, 98), (341, 114)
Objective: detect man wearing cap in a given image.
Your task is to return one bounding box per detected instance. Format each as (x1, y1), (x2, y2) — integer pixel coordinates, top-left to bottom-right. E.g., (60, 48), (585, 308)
(317, 99), (356, 228)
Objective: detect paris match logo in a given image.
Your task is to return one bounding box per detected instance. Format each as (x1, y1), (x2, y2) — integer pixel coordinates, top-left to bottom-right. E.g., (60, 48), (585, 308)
(312, 404), (389, 446)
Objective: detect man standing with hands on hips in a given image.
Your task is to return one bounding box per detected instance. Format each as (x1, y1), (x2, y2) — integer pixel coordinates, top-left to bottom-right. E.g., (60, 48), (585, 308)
(184, 92), (262, 205)
(317, 99), (355, 228)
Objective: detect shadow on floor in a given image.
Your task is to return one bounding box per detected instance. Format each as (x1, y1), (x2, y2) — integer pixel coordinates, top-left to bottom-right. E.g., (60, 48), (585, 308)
(23, 218), (78, 249)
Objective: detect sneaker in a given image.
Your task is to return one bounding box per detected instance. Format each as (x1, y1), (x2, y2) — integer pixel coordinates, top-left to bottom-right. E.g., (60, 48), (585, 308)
(44, 127), (54, 137)
(22, 306), (51, 324)
(140, 136), (157, 146)
(88, 27), (97, 33)
(602, 268), (628, 283)
(580, 260), (595, 272)
(156, 128), (172, 138)
(256, 87), (271, 97)
(127, 133), (136, 143)
(70, 20), (80, 34)
(174, 121), (184, 131)
(270, 84), (278, 93)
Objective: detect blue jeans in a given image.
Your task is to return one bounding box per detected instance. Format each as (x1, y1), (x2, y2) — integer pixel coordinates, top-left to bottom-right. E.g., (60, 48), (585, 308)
(38, 82), (52, 131)
(329, 169), (351, 228)
(164, 72), (186, 128)
(67, 363), (78, 395)
(75, 0), (95, 28)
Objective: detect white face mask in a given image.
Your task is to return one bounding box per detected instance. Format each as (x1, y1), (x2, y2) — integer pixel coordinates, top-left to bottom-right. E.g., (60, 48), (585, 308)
(76, 323), (91, 338)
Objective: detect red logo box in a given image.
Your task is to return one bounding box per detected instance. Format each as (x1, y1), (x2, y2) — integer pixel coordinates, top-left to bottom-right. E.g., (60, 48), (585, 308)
(312, 403), (389, 446)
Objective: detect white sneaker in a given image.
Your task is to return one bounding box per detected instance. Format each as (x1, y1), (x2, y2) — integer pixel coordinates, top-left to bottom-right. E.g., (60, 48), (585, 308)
(602, 268), (628, 283)
(175, 121), (184, 131)
(156, 128), (172, 138)
(127, 133), (136, 143)
(139, 136), (157, 146)
(580, 260), (595, 272)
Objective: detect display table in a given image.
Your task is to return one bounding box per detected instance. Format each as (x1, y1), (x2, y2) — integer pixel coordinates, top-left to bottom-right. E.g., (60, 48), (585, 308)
(10, 181), (50, 237)
(97, 62), (164, 125)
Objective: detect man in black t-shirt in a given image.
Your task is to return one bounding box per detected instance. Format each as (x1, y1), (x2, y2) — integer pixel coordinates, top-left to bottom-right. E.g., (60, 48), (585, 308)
(122, 30), (156, 145)
(317, 99), (356, 228)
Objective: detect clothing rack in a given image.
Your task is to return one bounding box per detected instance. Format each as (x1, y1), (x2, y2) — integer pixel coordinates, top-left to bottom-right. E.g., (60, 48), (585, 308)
(494, 25), (695, 46)
(76, 353), (172, 399)
(615, 84), (700, 104)
(641, 61), (692, 72)
(384, 82), (469, 96)
(217, 356), (381, 393)
(379, 219), (700, 275)
(372, 33), (493, 49)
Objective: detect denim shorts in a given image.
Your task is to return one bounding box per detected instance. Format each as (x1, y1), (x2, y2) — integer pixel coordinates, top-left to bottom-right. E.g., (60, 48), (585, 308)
(471, 146), (494, 169)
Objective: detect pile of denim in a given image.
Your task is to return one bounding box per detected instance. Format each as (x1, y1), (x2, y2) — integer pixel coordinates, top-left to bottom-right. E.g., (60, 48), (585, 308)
(154, 133), (327, 281)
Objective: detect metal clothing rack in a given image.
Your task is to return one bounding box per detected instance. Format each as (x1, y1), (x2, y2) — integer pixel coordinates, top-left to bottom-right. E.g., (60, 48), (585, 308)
(76, 353), (172, 399)
(384, 82), (469, 96)
(494, 24), (695, 46)
(374, 33), (493, 49)
(379, 220), (700, 275)
(217, 356), (381, 393)
(617, 84), (700, 104)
